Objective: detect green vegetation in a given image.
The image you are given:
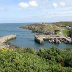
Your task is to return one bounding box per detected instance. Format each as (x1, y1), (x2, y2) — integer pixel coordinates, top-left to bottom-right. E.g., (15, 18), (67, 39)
(63, 29), (70, 37)
(54, 22), (72, 27)
(0, 48), (72, 72)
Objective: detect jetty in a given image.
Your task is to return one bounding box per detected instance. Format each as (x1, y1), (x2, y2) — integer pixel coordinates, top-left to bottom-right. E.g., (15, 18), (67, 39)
(0, 34), (16, 43)
(35, 34), (72, 44)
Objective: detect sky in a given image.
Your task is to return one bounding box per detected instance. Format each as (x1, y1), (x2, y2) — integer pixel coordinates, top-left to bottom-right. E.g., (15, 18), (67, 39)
(0, 0), (72, 23)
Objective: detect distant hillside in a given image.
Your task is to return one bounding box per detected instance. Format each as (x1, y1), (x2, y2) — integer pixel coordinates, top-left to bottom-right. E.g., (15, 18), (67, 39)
(53, 22), (72, 26)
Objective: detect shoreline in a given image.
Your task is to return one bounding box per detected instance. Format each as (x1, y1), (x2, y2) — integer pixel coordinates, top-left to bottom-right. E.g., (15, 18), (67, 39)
(20, 23), (72, 44)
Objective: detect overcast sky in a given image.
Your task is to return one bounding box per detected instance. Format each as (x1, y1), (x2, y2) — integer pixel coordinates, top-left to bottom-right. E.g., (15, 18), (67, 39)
(0, 0), (72, 23)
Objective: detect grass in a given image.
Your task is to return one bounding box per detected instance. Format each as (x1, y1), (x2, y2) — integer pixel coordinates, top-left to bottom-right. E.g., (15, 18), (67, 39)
(63, 29), (70, 37)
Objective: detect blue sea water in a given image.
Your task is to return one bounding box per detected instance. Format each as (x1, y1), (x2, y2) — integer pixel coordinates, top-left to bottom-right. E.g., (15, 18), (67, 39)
(0, 23), (72, 49)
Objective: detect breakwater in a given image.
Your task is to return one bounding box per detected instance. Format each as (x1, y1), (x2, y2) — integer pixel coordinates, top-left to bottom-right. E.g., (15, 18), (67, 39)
(0, 34), (16, 43)
(35, 34), (72, 44)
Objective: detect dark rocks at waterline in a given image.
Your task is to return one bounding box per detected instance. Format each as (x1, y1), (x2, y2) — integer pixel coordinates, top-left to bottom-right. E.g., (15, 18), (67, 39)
(35, 38), (62, 44)
(35, 37), (72, 44)
(54, 39), (61, 44)
(49, 38), (72, 44)
(63, 39), (72, 44)
(48, 38), (61, 44)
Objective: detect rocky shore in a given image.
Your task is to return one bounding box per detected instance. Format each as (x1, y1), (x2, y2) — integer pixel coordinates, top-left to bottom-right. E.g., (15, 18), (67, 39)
(20, 22), (72, 44)
(20, 23), (62, 34)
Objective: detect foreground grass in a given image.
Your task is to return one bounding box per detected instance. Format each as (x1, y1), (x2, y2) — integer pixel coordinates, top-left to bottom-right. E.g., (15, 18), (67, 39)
(0, 48), (72, 72)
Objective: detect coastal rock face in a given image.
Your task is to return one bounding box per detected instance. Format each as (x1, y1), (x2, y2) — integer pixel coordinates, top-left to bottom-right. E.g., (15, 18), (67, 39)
(21, 22), (72, 34)
(21, 24), (61, 34)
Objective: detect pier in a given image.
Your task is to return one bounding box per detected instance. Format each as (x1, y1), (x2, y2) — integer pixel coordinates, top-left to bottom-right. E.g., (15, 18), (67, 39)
(35, 34), (72, 44)
(0, 34), (16, 43)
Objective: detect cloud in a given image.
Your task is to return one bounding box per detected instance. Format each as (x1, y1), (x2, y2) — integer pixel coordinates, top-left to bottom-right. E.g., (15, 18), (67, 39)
(29, 0), (38, 7)
(18, 1), (38, 9)
(18, 2), (29, 8)
(52, 2), (66, 8)
(53, 3), (58, 8)
(59, 2), (66, 7)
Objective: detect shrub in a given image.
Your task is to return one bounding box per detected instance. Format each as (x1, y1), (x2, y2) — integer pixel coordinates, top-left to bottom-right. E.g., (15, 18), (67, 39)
(0, 48), (72, 72)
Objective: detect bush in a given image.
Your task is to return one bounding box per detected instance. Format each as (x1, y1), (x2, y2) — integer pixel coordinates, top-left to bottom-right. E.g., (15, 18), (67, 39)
(0, 48), (72, 72)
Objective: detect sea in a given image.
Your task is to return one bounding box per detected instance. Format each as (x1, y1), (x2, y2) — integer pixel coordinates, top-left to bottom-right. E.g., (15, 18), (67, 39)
(0, 23), (72, 49)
